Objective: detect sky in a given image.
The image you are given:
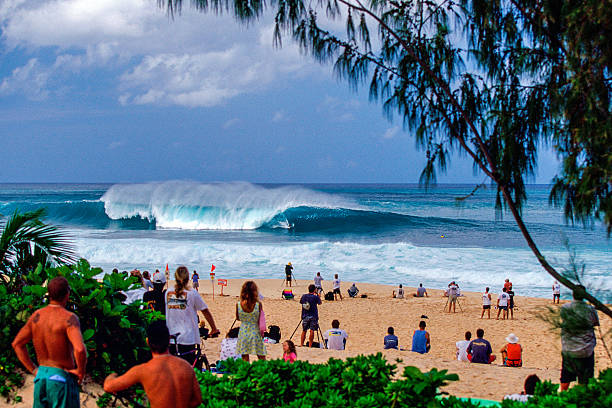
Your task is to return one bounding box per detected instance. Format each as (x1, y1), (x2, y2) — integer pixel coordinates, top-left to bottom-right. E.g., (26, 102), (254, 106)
(0, 0), (560, 184)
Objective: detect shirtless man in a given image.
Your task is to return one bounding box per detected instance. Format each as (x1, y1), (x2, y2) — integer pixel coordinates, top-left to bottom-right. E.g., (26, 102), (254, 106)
(104, 320), (202, 408)
(12, 276), (87, 408)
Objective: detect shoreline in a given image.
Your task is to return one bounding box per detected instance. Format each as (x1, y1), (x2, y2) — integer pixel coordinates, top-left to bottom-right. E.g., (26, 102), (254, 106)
(7, 278), (611, 407)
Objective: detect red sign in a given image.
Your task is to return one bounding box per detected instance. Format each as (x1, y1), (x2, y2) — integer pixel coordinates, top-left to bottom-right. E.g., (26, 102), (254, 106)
(210, 272), (216, 280)
(218, 279), (227, 286)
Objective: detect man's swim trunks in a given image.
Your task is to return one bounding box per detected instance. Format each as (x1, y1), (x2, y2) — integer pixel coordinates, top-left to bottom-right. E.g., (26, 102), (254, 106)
(34, 366), (80, 408)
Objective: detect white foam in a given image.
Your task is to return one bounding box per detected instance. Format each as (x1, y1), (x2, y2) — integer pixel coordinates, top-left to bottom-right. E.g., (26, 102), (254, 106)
(72, 234), (612, 299)
(100, 181), (355, 230)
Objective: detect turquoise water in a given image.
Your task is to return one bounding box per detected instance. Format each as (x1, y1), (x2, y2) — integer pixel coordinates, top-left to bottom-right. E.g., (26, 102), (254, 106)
(0, 181), (609, 301)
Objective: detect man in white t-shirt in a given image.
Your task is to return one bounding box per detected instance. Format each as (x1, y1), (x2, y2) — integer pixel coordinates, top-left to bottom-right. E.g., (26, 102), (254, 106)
(456, 331), (472, 361)
(332, 274), (343, 301)
(481, 287), (492, 319)
(314, 272), (324, 296)
(496, 287), (510, 320)
(323, 320), (348, 350)
(552, 281), (561, 304)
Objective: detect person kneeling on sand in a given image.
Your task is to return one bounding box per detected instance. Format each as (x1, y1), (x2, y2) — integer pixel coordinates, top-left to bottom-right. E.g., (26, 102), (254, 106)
(104, 321), (202, 408)
(456, 331), (472, 361)
(323, 319), (349, 350)
(504, 374), (540, 403)
(411, 321), (431, 354)
(500, 333), (522, 367)
(467, 328), (496, 364)
(384, 327), (399, 349)
(413, 283), (428, 297)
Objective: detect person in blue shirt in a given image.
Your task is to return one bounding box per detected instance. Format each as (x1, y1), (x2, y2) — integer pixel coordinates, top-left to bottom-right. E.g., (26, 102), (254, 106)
(467, 328), (496, 364)
(411, 321), (431, 354)
(300, 284), (322, 347)
(384, 327), (399, 349)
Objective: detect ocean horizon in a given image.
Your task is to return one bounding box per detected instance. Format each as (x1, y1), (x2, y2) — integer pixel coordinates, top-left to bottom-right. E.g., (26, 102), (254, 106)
(1, 181), (610, 301)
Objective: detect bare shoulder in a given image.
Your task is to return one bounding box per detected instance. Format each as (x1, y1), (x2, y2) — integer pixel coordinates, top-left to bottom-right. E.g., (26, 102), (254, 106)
(65, 312), (81, 329)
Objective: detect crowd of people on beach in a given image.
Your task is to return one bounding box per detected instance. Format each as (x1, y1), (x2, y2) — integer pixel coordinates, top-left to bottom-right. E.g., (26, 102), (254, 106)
(10, 263), (601, 407)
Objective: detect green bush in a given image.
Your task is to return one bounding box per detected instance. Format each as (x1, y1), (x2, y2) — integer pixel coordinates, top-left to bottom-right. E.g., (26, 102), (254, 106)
(0, 260), (161, 400)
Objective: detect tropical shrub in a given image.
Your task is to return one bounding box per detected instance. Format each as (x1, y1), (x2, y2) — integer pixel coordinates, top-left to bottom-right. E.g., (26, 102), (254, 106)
(0, 260), (161, 400)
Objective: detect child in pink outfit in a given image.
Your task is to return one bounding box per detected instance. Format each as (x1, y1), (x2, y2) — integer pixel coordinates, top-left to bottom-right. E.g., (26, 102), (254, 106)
(283, 340), (297, 363)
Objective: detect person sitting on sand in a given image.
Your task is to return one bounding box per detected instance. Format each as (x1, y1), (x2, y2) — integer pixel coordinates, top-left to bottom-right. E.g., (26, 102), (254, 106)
(283, 340), (297, 363)
(500, 333), (522, 367)
(456, 331), (472, 362)
(481, 287), (492, 319)
(413, 283), (428, 297)
(314, 272), (324, 295)
(504, 374), (540, 402)
(104, 321), (202, 408)
(392, 284), (405, 299)
(411, 321), (431, 354)
(384, 327), (399, 350)
(12, 277), (87, 408)
(347, 283), (359, 298)
(467, 328), (496, 364)
(497, 287), (510, 320)
(323, 319), (349, 350)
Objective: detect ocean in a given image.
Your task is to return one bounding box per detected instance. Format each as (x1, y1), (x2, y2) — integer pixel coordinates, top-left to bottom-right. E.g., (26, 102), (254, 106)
(0, 181), (610, 301)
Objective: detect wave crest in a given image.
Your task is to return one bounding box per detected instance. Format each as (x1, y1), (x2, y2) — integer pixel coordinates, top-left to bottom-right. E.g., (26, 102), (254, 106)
(100, 181), (354, 230)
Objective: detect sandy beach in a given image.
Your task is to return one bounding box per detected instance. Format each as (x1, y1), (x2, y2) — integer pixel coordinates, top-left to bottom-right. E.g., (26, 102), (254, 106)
(7, 278), (611, 407)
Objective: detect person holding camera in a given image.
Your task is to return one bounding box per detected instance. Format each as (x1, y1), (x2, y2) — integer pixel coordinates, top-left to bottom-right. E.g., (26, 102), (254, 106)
(300, 284), (322, 347)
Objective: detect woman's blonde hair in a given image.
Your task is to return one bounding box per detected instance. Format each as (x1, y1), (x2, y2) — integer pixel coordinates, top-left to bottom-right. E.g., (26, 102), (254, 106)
(174, 266), (190, 298)
(240, 281), (258, 307)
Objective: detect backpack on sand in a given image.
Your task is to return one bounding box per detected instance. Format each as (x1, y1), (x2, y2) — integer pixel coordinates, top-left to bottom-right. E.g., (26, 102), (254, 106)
(324, 291), (334, 301)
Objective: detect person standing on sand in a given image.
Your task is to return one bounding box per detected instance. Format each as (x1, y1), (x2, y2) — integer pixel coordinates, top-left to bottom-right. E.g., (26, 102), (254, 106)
(497, 287), (510, 320)
(507, 284), (516, 320)
(285, 262), (294, 287)
(104, 321), (202, 408)
(481, 287), (492, 319)
(313, 272), (324, 295)
(560, 285), (599, 390)
(166, 266), (220, 368)
(191, 270), (199, 291)
(300, 284), (322, 347)
(12, 276), (87, 408)
(504, 278), (512, 291)
(332, 274), (343, 300)
(553, 281), (561, 304)
(447, 282), (458, 312)
(235, 281), (267, 362)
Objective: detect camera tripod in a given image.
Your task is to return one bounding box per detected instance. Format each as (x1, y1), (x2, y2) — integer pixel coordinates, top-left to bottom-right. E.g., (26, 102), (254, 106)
(290, 318), (327, 349)
(443, 296), (464, 312)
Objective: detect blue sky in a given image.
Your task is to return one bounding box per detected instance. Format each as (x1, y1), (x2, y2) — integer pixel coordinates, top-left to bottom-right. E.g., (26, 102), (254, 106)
(0, 0), (560, 184)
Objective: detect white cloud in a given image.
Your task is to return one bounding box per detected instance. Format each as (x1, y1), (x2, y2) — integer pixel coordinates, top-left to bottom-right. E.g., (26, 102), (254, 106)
(223, 118), (240, 129)
(272, 110), (288, 122)
(0, 1), (322, 106)
(0, 59), (50, 100)
(108, 140), (125, 150)
(382, 126), (401, 139)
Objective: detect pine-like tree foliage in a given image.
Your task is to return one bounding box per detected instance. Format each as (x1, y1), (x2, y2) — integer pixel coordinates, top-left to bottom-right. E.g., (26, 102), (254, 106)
(161, 0), (612, 316)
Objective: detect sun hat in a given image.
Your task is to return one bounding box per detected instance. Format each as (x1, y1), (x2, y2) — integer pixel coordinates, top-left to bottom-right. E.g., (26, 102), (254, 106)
(152, 270), (166, 284)
(506, 333), (519, 344)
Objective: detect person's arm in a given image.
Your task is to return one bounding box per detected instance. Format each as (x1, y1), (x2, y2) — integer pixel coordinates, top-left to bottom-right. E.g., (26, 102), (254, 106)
(467, 341), (472, 355)
(190, 370), (203, 407)
(104, 365), (142, 393)
(11, 315), (37, 375)
(316, 296), (322, 305)
(425, 332), (431, 346)
(65, 314), (87, 383)
(201, 308), (219, 335)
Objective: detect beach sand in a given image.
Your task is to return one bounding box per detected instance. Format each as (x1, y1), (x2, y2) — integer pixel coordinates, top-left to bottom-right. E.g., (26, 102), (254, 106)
(7, 278), (611, 407)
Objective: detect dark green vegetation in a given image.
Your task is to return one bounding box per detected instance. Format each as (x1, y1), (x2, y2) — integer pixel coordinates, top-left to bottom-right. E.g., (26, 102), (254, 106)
(0, 260), (158, 400)
(161, 0), (612, 318)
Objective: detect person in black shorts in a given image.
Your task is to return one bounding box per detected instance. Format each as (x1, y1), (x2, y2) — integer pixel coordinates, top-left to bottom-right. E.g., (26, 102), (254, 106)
(300, 284), (322, 347)
(285, 262), (294, 287)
